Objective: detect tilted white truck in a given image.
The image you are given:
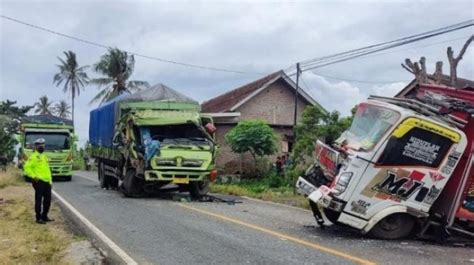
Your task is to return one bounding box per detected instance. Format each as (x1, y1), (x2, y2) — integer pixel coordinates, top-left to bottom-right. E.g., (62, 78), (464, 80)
(296, 84), (474, 239)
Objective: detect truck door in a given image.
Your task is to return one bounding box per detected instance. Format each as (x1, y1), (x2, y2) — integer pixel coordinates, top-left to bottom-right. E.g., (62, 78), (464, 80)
(345, 117), (466, 219)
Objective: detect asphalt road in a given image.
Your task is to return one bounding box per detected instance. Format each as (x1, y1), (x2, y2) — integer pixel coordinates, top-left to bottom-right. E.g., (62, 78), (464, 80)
(52, 171), (474, 265)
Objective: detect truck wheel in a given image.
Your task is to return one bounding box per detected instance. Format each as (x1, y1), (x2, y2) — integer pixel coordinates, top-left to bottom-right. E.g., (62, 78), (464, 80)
(99, 162), (109, 189)
(189, 181), (209, 199)
(64, 175), (72, 181)
(369, 213), (415, 239)
(108, 176), (119, 189)
(123, 169), (143, 197)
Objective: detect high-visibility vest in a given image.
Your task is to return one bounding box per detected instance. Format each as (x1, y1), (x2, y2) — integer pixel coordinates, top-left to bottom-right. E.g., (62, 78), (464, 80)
(24, 151), (52, 184)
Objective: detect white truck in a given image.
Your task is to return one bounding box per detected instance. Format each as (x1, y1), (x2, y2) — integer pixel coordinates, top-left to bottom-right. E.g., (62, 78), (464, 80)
(296, 84), (474, 239)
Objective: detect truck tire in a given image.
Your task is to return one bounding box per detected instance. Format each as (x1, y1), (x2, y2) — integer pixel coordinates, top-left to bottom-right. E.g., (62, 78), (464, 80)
(123, 169), (143, 197)
(108, 176), (119, 189)
(63, 175), (72, 181)
(369, 213), (415, 239)
(189, 181), (209, 199)
(99, 162), (109, 189)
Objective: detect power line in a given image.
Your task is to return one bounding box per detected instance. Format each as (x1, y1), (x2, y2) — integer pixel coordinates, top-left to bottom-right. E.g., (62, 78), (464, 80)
(311, 72), (409, 84)
(300, 20), (474, 71)
(353, 35), (470, 59)
(286, 33), (473, 80)
(299, 74), (319, 100)
(299, 20), (472, 66)
(0, 14), (262, 75)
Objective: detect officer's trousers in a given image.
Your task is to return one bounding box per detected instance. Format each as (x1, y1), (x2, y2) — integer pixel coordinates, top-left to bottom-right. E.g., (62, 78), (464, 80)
(32, 180), (51, 221)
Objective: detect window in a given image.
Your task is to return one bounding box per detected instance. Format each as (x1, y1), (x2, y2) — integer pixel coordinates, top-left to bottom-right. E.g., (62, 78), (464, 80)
(25, 132), (70, 150)
(345, 103), (400, 151)
(377, 127), (453, 168)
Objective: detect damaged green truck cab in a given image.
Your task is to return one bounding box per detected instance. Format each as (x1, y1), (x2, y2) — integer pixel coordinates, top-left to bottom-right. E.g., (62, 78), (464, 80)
(89, 85), (217, 198)
(19, 115), (75, 181)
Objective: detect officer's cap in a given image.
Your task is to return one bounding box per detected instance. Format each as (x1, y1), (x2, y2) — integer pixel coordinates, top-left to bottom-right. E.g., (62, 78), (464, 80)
(34, 138), (46, 145)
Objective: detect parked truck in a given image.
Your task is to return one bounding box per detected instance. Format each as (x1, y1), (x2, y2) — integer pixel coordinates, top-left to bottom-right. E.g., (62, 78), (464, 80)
(19, 115), (75, 181)
(89, 84), (218, 198)
(296, 84), (474, 240)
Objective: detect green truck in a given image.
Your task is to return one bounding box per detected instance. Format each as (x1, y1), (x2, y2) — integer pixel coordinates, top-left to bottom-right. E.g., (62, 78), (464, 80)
(19, 115), (75, 181)
(89, 84), (218, 198)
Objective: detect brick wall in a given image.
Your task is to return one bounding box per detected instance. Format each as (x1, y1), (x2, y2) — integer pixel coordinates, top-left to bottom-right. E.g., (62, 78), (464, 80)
(214, 80), (311, 175)
(236, 79), (308, 125)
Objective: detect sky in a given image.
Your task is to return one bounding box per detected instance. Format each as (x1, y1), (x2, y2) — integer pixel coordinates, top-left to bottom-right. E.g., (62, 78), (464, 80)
(1, 0), (473, 148)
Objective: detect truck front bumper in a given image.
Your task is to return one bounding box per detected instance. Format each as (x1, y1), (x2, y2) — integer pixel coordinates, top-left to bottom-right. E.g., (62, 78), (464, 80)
(50, 164), (73, 176)
(144, 170), (210, 184)
(296, 177), (345, 213)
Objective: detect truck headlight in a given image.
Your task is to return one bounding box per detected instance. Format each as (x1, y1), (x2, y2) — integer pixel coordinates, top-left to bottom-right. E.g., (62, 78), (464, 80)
(333, 172), (353, 195)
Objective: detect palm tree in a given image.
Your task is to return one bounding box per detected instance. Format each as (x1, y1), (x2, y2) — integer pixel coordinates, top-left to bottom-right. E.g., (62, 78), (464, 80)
(53, 51), (89, 127)
(89, 48), (149, 104)
(54, 100), (72, 119)
(34, 96), (53, 115)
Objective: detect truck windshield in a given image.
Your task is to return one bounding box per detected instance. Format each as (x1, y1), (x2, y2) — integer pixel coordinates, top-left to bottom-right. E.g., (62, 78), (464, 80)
(141, 124), (211, 146)
(25, 132), (71, 150)
(345, 103), (400, 151)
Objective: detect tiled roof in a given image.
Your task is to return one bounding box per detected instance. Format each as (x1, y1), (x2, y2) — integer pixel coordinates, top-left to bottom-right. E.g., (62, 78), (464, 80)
(202, 70), (284, 113)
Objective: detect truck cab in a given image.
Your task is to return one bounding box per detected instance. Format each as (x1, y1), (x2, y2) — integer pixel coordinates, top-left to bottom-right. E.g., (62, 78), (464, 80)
(19, 115), (75, 181)
(297, 85), (473, 239)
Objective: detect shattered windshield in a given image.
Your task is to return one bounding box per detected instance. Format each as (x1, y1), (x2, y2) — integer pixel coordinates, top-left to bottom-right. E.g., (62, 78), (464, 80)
(141, 124), (211, 147)
(345, 103), (400, 151)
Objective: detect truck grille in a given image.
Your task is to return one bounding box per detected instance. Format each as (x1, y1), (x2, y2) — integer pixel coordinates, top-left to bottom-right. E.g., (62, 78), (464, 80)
(155, 158), (203, 167)
(49, 158), (64, 164)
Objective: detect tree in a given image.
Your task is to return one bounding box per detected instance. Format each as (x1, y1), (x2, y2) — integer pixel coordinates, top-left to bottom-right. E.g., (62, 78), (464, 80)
(0, 100), (32, 162)
(53, 50), (89, 127)
(292, 106), (353, 165)
(34, 96), (53, 115)
(401, 57), (428, 83)
(447, 35), (473, 87)
(54, 100), (72, 119)
(90, 48), (149, 104)
(225, 120), (277, 164)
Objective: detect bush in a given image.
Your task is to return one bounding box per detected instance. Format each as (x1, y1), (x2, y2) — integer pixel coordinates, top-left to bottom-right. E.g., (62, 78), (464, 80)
(267, 173), (284, 188)
(72, 157), (85, 170)
(255, 157), (274, 178)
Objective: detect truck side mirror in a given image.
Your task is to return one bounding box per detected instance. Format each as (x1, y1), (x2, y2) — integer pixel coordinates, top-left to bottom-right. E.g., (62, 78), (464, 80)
(204, 123), (217, 134)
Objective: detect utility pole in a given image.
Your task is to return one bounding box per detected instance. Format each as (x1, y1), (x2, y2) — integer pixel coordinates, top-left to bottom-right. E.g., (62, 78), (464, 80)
(293, 63), (301, 127)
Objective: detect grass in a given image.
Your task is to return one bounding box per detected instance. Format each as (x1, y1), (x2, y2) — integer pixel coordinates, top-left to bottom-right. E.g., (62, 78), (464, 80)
(72, 157), (85, 171)
(210, 176), (310, 209)
(0, 167), (24, 189)
(0, 167), (75, 264)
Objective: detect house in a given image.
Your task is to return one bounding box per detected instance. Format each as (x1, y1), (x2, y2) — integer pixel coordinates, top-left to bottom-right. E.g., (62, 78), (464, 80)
(396, 74), (474, 98)
(202, 70), (326, 174)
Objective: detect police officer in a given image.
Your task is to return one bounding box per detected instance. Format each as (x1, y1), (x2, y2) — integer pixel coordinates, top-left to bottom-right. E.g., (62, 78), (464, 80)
(24, 138), (54, 224)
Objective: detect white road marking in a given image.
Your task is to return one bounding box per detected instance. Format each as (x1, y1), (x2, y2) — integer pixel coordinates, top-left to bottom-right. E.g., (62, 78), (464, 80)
(52, 190), (138, 265)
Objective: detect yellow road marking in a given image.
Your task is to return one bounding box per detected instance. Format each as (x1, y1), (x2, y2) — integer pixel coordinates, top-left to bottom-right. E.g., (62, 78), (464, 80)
(178, 203), (376, 265)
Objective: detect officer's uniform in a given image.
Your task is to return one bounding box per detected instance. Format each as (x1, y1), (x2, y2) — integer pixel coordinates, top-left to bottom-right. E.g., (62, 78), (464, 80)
(23, 138), (53, 223)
